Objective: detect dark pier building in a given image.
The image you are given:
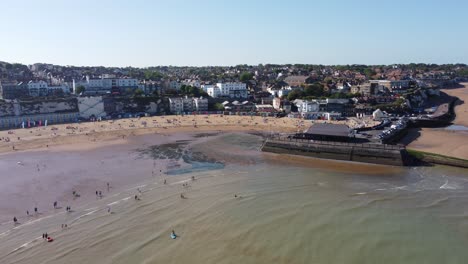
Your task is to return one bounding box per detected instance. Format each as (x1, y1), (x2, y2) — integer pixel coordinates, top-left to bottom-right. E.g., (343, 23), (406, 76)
(294, 123), (352, 142)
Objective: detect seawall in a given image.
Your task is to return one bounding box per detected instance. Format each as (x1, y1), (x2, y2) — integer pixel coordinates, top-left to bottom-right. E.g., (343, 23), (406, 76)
(262, 137), (408, 166)
(407, 149), (468, 169)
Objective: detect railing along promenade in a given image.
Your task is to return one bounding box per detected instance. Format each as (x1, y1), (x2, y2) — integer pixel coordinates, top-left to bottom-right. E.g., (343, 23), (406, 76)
(266, 136), (405, 151)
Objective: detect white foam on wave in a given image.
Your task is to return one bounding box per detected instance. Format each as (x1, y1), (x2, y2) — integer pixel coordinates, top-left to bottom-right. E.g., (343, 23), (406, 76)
(126, 184), (147, 191)
(440, 179), (460, 190)
(10, 236), (41, 254)
(72, 209), (99, 223)
(107, 196), (132, 206)
(171, 179), (190, 185)
(0, 230), (11, 238)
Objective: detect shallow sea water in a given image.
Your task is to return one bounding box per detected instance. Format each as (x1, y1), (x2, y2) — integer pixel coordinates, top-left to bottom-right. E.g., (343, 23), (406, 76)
(1, 133), (468, 264)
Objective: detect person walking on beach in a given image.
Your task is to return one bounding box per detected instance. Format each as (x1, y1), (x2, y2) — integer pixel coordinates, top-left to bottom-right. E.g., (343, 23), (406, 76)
(53, 201), (57, 209)
(34, 207), (38, 214)
(26, 210), (29, 216)
(107, 182), (110, 192)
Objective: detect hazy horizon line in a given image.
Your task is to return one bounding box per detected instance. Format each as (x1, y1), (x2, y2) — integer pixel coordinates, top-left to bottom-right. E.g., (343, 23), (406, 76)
(2, 60), (468, 69)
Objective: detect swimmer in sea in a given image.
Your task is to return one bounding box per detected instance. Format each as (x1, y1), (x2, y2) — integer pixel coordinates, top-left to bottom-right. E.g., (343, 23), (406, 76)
(13, 217), (17, 224)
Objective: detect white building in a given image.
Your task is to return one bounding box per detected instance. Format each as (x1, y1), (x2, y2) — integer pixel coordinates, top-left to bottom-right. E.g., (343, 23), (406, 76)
(181, 79), (201, 88)
(48, 84), (70, 95)
(193, 97), (208, 111)
(206, 86), (221, 98)
(76, 77), (139, 95)
(27, 80), (48, 96)
(168, 98), (184, 114)
(294, 100), (320, 113)
(201, 84), (216, 92)
(217, 82), (248, 98)
(268, 86), (299, 98)
(168, 80), (182, 91)
(168, 97), (208, 114)
(204, 82), (248, 98)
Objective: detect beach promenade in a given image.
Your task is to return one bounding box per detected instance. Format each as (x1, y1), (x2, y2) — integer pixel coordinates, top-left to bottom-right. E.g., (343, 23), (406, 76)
(406, 83), (468, 160)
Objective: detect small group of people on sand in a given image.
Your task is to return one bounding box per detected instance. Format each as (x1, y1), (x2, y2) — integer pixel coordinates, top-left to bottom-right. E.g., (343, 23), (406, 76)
(42, 233), (53, 242)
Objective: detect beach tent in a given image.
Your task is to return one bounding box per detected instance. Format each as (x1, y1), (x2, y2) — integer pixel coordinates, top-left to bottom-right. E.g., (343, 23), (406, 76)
(372, 109), (385, 120)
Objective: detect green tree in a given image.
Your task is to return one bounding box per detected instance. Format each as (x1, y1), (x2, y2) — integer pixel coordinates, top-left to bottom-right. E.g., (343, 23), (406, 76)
(363, 68), (376, 79)
(287, 89), (305, 101)
(213, 102), (225, 111)
(133, 88), (144, 97)
(304, 83), (325, 97)
(240, 72), (253, 82)
(76, 85), (86, 94)
(144, 71), (163, 80)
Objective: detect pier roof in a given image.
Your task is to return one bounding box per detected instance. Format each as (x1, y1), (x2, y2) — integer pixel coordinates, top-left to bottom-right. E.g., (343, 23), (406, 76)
(304, 123), (350, 137)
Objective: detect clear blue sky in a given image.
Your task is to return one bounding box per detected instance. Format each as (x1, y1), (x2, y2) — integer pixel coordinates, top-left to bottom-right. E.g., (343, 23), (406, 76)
(0, 0), (466, 67)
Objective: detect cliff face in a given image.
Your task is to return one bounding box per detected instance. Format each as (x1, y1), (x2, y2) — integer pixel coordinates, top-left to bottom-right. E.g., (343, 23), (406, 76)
(0, 101), (16, 117)
(0, 98), (78, 117)
(20, 99), (78, 115)
(104, 97), (168, 115)
(0, 96), (169, 119)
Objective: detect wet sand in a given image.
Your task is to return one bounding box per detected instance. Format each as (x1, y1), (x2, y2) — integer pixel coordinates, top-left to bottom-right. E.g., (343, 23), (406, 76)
(1, 132), (468, 264)
(406, 83), (468, 159)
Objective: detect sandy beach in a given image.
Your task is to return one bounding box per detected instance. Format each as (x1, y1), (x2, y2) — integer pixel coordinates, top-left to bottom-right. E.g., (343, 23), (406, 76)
(406, 83), (468, 159)
(0, 115), (376, 154)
